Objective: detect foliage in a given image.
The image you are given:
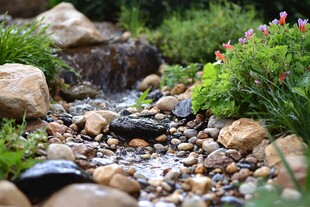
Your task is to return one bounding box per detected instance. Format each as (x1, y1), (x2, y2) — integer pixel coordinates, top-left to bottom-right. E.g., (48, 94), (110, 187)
(192, 12), (310, 141)
(0, 16), (73, 83)
(147, 1), (261, 64)
(0, 118), (47, 180)
(131, 87), (152, 111)
(160, 63), (202, 88)
(119, 0), (146, 37)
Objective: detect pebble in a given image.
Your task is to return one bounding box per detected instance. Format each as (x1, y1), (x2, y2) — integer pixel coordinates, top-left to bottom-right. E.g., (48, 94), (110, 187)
(197, 131), (209, 139)
(156, 96), (179, 111)
(47, 143), (75, 161)
(155, 134), (167, 142)
(231, 168), (251, 181)
(128, 138), (149, 147)
(148, 177), (164, 187)
(281, 188), (302, 200)
(202, 140), (220, 153)
(97, 148), (116, 156)
(182, 156), (197, 166)
(226, 162), (238, 174)
(186, 176), (212, 194)
(154, 143), (167, 153)
(203, 128), (220, 139)
(94, 134), (103, 142)
(107, 138), (119, 145)
(239, 182), (257, 195)
(155, 113), (165, 120)
(254, 166), (270, 177)
(177, 143), (194, 151)
(93, 164), (125, 185)
(226, 149), (242, 161)
(164, 170), (181, 181)
(183, 129), (198, 138)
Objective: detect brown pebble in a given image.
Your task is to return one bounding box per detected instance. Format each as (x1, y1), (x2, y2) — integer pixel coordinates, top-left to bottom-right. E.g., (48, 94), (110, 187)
(231, 168), (251, 181)
(195, 163), (206, 174)
(197, 131), (209, 139)
(254, 166), (270, 177)
(127, 166), (136, 176)
(155, 134), (167, 142)
(226, 162), (238, 174)
(69, 123), (78, 131)
(129, 138), (149, 147)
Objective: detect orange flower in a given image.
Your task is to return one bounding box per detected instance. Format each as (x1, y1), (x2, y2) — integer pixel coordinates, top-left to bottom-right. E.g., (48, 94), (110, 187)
(279, 11), (287, 26)
(215, 50), (226, 62)
(223, 40), (234, 50)
(298, 18), (308, 33)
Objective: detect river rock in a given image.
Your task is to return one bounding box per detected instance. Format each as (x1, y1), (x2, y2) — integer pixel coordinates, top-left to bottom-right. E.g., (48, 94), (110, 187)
(218, 118), (266, 151)
(172, 98), (194, 119)
(156, 96), (179, 111)
(109, 174), (141, 198)
(264, 134), (308, 166)
(93, 164), (126, 185)
(0, 63), (49, 120)
(84, 111), (108, 136)
(42, 183), (138, 207)
(14, 160), (94, 204)
(207, 115), (235, 129)
(186, 176), (212, 194)
(204, 148), (234, 169)
(109, 117), (166, 141)
(0, 180), (31, 207)
(47, 144), (75, 161)
(138, 74), (161, 91)
(36, 2), (104, 47)
(60, 84), (100, 102)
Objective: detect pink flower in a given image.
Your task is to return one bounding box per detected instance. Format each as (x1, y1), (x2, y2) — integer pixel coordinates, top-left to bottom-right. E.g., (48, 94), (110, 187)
(271, 19), (279, 25)
(279, 11), (287, 26)
(238, 37), (246, 44)
(254, 79), (261, 84)
(215, 50), (226, 62)
(245, 28), (254, 39)
(223, 40), (234, 50)
(298, 18), (308, 33)
(258, 24), (269, 36)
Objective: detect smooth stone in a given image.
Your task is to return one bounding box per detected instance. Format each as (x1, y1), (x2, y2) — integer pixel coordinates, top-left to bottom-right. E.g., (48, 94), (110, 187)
(203, 128), (220, 139)
(202, 140), (220, 154)
(177, 143), (194, 151)
(42, 183), (138, 207)
(84, 111), (107, 136)
(182, 156), (197, 166)
(164, 170), (181, 181)
(204, 148), (234, 169)
(0, 180), (31, 207)
(47, 143), (75, 161)
(186, 176), (212, 194)
(93, 164), (125, 185)
(97, 148), (116, 156)
(156, 96), (179, 111)
(253, 166), (270, 177)
(183, 129), (198, 138)
(239, 182), (257, 195)
(154, 143), (167, 153)
(138, 74), (161, 91)
(155, 134), (167, 142)
(129, 139), (150, 147)
(109, 174), (141, 198)
(207, 115), (234, 129)
(226, 162), (238, 174)
(14, 160), (94, 204)
(281, 188), (302, 200)
(107, 138), (119, 145)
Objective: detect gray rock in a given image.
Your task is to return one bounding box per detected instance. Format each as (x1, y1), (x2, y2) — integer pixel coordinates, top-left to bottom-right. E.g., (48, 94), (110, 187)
(172, 98), (194, 119)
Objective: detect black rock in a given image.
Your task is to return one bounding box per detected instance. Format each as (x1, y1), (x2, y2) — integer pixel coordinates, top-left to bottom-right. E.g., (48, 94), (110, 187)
(14, 160), (94, 204)
(172, 98), (194, 119)
(109, 116), (167, 141)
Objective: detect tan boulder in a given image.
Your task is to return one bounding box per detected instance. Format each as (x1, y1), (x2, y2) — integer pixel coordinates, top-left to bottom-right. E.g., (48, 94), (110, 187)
(0, 180), (31, 207)
(218, 118), (266, 151)
(138, 74), (161, 91)
(36, 2), (104, 47)
(0, 63), (49, 120)
(265, 134), (308, 166)
(42, 183), (138, 207)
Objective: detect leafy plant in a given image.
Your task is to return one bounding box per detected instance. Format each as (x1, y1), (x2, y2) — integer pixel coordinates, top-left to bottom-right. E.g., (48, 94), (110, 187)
(131, 87), (152, 111)
(192, 12), (310, 142)
(119, 0), (146, 37)
(0, 15), (73, 83)
(160, 63), (202, 88)
(0, 118), (47, 180)
(147, 1), (262, 64)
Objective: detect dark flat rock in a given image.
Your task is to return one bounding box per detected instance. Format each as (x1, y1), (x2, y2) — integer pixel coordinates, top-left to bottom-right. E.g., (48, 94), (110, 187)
(14, 160), (94, 204)
(172, 98), (194, 119)
(109, 116), (167, 141)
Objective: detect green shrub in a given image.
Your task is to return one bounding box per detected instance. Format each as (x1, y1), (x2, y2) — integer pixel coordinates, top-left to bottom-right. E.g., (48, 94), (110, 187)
(160, 63), (202, 88)
(0, 118), (47, 180)
(0, 16), (73, 82)
(147, 1), (261, 64)
(192, 12), (310, 141)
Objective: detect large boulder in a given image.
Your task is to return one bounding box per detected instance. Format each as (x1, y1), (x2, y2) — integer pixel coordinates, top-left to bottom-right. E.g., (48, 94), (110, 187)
(0, 63), (49, 120)
(36, 2), (104, 47)
(42, 183), (138, 207)
(218, 118), (266, 151)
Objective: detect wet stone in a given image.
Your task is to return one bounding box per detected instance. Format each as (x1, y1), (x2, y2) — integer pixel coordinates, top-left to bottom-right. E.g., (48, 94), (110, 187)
(14, 160), (94, 204)
(171, 98), (194, 119)
(109, 117), (166, 141)
(204, 148), (234, 169)
(183, 129), (198, 138)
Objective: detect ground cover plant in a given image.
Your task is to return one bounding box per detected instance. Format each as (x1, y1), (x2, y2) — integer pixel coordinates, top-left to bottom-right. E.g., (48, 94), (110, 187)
(0, 118), (47, 180)
(0, 15), (72, 83)
(192, 11), (310, 142)
(147, 1), (261, 64)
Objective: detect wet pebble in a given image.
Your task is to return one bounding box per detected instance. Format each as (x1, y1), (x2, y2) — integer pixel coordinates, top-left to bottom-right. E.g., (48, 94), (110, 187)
(154, 143), (167, 153)
(254, 166), (270, 177)
(183, 129), (198, 138)
(202, 140), (220, 154)
(203, 128), (220, 139)
(182, 156), (197, 166)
